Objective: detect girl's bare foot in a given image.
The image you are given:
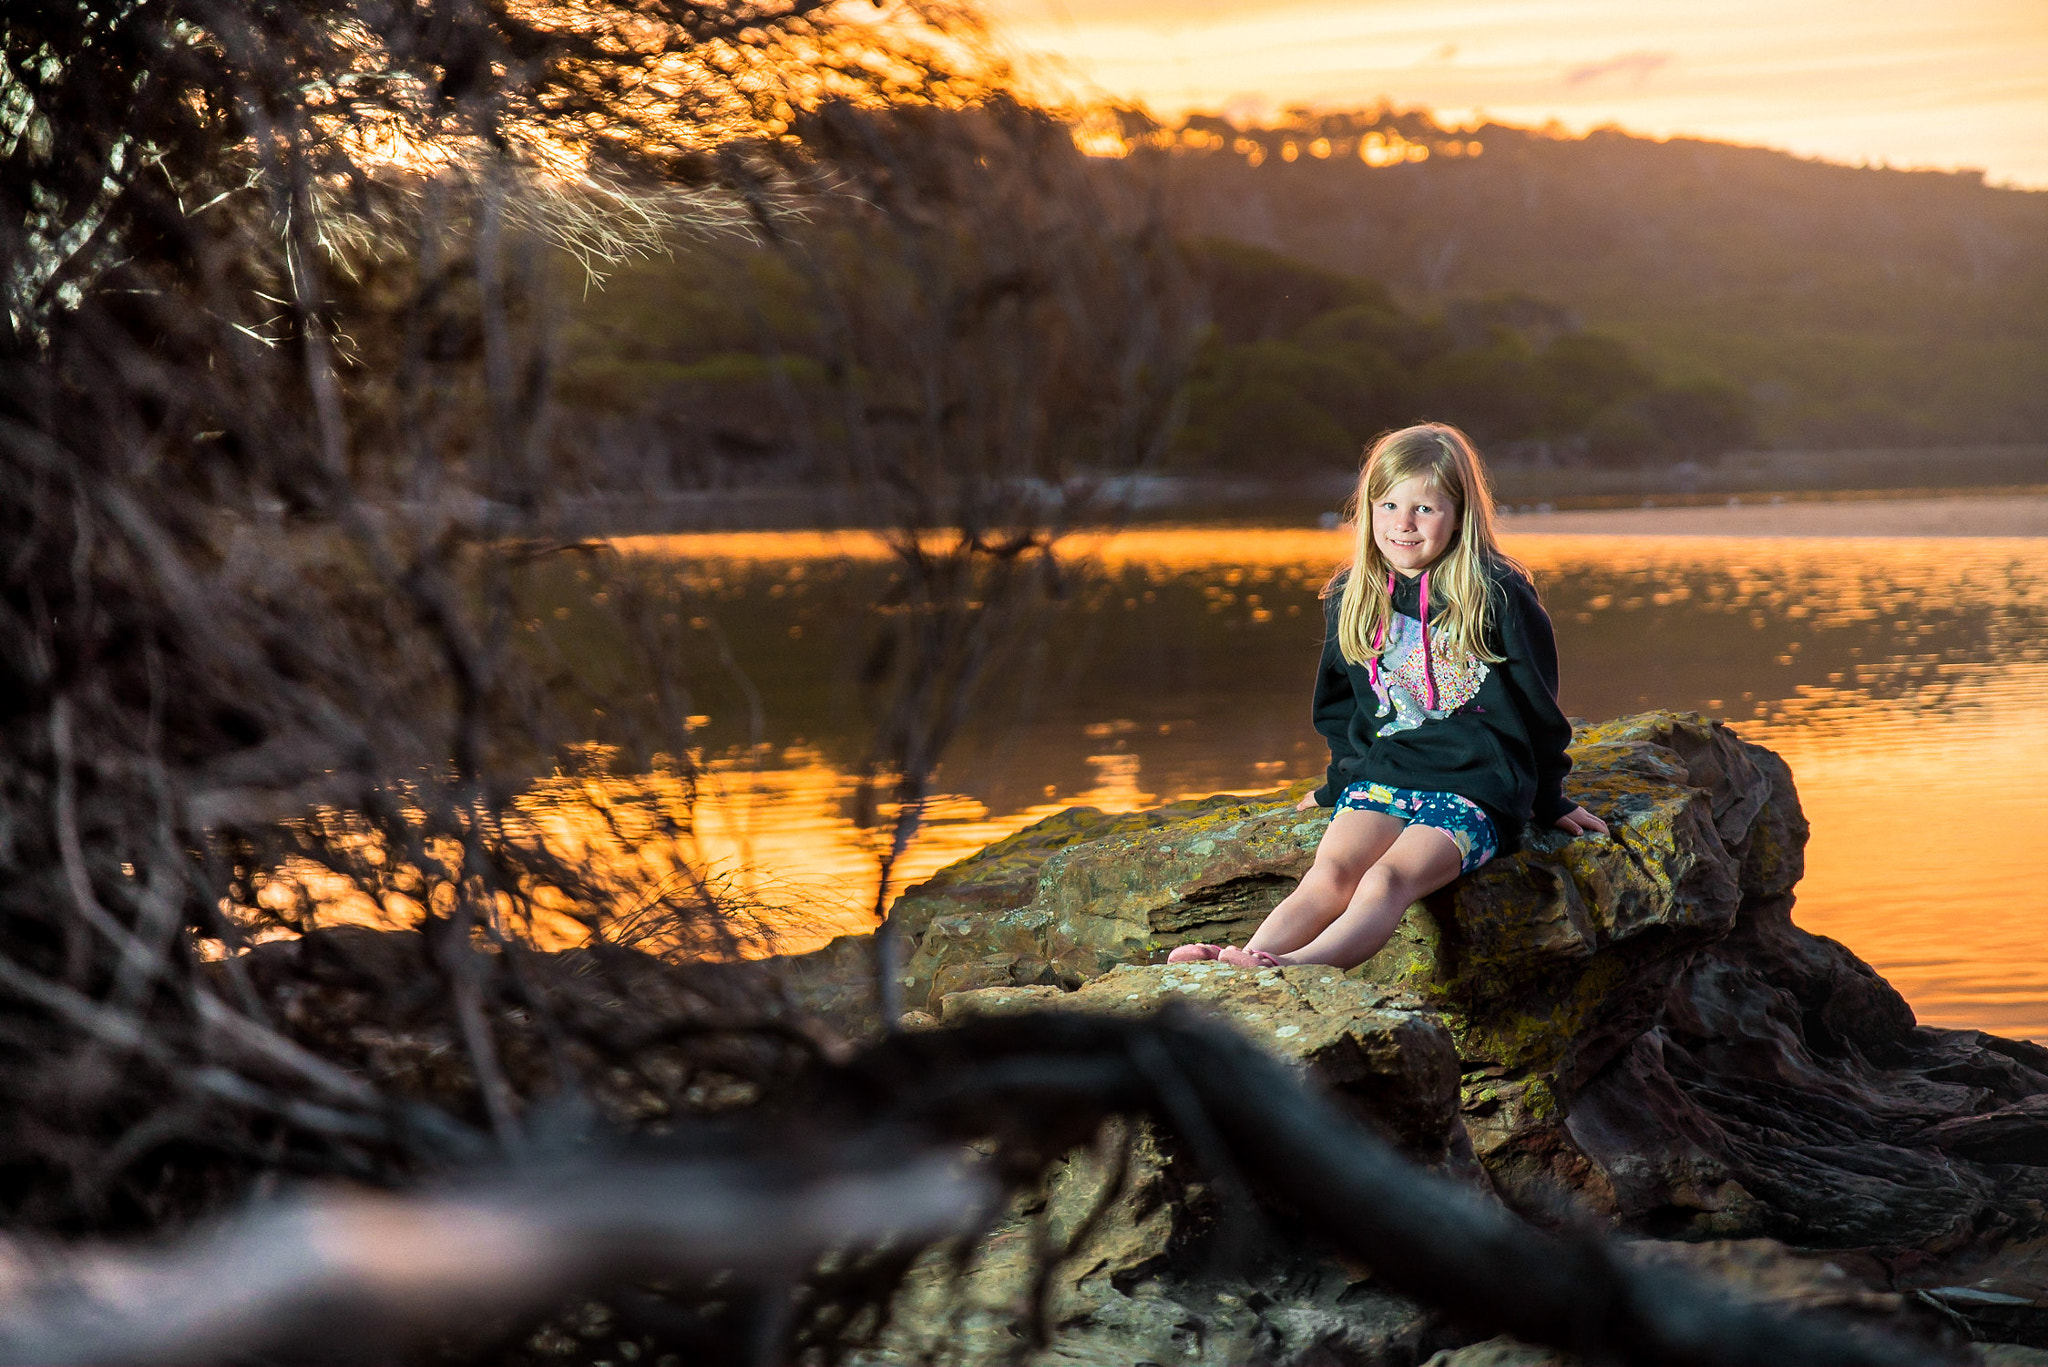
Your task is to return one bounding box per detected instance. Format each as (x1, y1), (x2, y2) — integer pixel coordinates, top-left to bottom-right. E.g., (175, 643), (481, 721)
(1166, 943), (1224, 963)
(1217, 946), (1283, 969)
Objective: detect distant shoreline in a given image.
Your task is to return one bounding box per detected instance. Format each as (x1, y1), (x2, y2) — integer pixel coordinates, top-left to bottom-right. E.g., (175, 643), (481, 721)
(1496, 491), (2048, 537)
(605, 493), (2048, 565)
(561, 473), (2048, 537)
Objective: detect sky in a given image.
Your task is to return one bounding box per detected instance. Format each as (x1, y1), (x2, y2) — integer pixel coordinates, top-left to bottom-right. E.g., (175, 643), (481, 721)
(981, 0), (2048, 188)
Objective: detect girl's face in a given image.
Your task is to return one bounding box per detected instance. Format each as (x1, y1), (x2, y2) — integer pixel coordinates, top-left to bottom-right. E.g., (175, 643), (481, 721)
(1370, 475), (1460, 576)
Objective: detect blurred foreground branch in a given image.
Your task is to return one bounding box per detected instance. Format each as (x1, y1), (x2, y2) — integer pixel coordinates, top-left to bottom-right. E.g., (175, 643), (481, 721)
(0, 1151), (992, 1367)
(0, 0), (1019, 1232)
(0, 1011), (1942, 1367)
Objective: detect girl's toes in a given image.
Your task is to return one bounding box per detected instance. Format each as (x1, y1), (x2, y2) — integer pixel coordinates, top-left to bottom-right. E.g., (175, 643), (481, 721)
(1166, 943), (1223, 963)
(1217, 946), (1283, 968)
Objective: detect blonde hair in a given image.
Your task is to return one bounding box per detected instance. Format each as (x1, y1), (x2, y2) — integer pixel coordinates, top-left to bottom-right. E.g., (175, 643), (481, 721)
(1331, 423), (1520, 668)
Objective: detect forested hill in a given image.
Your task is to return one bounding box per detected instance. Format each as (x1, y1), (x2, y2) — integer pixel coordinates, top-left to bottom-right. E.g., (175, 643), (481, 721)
(1147, 112), (2048, 449)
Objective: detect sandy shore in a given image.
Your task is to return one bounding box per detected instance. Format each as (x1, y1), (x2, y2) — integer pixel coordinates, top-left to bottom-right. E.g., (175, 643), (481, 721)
(1496, 492), (2048, 537)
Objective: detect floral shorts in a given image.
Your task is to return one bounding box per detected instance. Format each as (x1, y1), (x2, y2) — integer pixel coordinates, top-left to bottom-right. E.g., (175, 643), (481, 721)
(1335, 782), (1499, 875)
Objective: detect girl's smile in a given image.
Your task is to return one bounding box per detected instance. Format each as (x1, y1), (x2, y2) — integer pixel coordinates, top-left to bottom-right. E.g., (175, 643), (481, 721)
(1371, 475), (1460, 575)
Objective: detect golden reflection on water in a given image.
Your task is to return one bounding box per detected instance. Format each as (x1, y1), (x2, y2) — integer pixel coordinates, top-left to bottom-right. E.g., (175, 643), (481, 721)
(574, 527), (2048, 1040)
(608, 527), (1359, 575)
(1510, 535), (2048, 1041)
(685, 746), (1185, 942)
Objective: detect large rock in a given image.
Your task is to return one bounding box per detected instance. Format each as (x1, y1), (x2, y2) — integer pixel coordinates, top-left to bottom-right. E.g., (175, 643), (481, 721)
(786, 794), (1268, 1032)
(897, 714), (1779, 1097)
(892, 713), (1788, 1125)
(860, 1102), (1454, 1367)
(945, 962), (1470, 1167)
(897, 784), (1322, 1011)
(849, 710), (2048, 1364)
(891, 794), (1265, 948)
(864, 962), (1476, 1367)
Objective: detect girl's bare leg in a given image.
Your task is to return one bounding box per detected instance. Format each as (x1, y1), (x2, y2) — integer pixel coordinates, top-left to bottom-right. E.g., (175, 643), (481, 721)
(1241, 808), (1406, 958)
(1252, 823), (1464, 969)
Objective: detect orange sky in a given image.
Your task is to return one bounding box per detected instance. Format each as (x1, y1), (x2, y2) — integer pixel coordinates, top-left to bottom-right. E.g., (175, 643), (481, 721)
(984, 0), (2048, 187)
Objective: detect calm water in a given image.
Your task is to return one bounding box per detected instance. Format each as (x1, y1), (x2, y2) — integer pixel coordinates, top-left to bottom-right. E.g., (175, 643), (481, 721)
(565, 525), (2048, 1042)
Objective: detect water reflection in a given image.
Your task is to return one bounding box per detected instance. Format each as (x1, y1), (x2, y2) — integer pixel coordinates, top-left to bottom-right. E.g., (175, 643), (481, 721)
(543, 528), (2048, 1040)
(1516, 535), (2048, 1041)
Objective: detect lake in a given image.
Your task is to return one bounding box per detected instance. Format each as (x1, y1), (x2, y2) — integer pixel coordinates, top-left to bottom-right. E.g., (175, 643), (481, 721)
(579, 502), (2048, 1043)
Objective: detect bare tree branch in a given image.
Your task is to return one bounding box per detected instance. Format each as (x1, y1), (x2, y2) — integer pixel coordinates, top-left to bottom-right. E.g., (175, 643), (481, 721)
(857, 1011), (1949, 1367)
(0, 1151), (996, 1366)
(0, 1012), (1944, 1367)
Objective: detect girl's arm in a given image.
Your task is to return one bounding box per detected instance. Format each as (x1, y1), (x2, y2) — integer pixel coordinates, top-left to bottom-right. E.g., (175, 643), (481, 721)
(1495, 572), (1578, 827)
(1309, 599), (1364, 806)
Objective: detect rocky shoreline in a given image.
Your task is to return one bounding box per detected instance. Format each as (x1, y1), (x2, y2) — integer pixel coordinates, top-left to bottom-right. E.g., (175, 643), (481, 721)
(788, 711), (2048, 1365)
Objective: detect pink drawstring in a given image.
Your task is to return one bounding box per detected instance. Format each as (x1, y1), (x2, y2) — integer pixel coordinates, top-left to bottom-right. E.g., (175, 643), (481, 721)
(1419, 569), (1438, 711)
(1369, 568), (1438, 711)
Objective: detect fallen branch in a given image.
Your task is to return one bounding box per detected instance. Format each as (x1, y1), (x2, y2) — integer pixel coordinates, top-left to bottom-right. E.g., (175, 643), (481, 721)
(0, 1010), (1951, 1367)
(855, 1009), (1951, 1367)
(0, 1150), (995, 1366)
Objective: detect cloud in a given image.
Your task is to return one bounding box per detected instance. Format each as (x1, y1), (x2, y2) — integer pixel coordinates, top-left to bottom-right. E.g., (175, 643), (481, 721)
(1563, 50), (1674, 88)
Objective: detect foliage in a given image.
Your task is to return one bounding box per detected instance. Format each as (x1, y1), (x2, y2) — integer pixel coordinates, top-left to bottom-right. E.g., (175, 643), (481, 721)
(561, 105), (1197, 494)
(563, 229), (1726, 478)
(1589, 380), (1759, 467)
(4, 28), (1199, 1364)
(733, 97), (1199, 1013)
(0, 0), (1013, 1233)
(1150, 107), (2048, 449)
(1171, 240), (1746, 472)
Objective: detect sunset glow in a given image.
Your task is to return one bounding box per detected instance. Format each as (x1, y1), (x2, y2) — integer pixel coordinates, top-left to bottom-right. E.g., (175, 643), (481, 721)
(986, 0), (2048, 187)
(587, 527), (2048, 1039)
(257, 526), (2048, 1035)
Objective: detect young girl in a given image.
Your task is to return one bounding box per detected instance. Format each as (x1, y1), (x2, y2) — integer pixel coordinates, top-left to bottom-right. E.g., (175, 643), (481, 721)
(1171, 423), (1606, 970)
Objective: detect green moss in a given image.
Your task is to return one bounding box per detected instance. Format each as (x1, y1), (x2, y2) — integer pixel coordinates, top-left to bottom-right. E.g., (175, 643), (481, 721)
(1439, 951), (1637, 1075)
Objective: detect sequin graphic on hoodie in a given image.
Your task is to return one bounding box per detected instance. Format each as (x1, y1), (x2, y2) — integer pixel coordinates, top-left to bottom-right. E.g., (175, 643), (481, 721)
(1371, 612), (1491, 734)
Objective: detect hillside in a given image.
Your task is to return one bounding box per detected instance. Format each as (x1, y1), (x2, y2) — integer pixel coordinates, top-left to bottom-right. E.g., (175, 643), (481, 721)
(559, 230), (1727, 485)
(1173, 239), (1750, 472)
(1148, 111), (2048, 449)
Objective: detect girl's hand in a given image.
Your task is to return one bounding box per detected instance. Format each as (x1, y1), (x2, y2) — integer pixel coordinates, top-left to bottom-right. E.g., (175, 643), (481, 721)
(1296, 792), (1323, 812)
(1554, 806), (1607, 836)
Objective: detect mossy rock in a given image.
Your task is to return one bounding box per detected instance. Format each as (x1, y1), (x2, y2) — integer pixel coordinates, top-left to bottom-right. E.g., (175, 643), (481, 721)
(888, 790), (1289, 950)
(896, 712), (1786, 1099)
(845, 713), (2048, 1358)
(895, 782), (1316, 1013)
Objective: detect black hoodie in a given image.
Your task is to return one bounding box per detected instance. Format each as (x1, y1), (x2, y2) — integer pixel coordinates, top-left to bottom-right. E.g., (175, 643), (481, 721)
(1309, 558), (1574, 852)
